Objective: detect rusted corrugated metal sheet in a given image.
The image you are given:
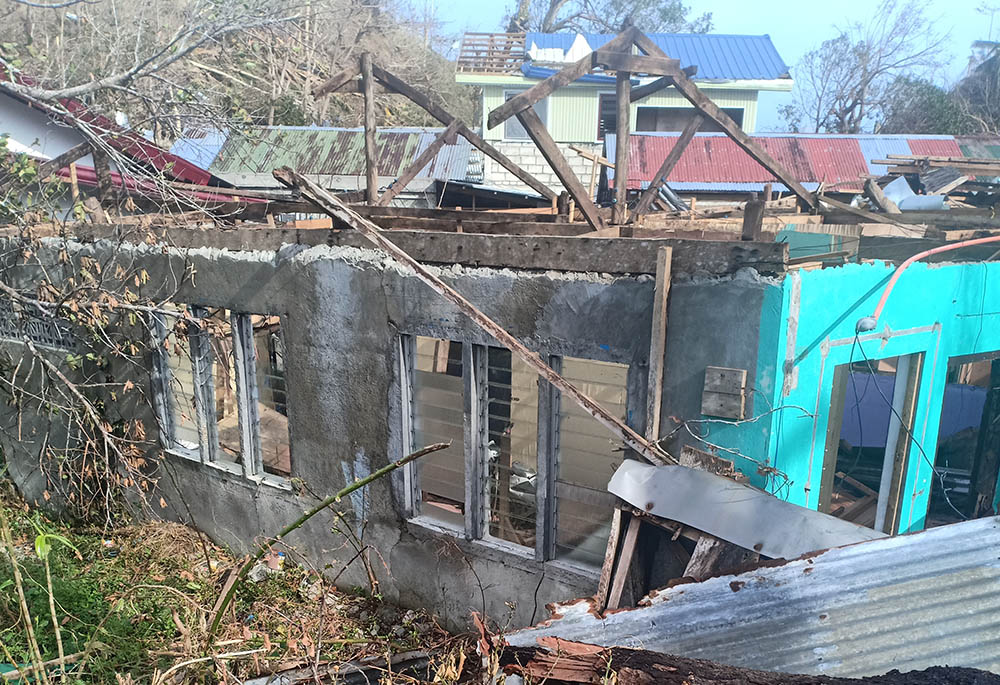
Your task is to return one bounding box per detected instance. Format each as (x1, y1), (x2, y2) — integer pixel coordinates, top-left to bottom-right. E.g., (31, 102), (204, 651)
(209, 126), (471, 181)
(507, 515), (1000, 678)
(611, 133), (981, 191)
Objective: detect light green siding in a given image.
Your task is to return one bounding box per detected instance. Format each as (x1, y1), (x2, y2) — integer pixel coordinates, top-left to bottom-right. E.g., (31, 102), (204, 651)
(482, 83), (759, 143)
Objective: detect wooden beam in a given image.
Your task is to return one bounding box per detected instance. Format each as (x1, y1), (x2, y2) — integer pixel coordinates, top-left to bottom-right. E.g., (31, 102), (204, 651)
(595, 506), (628, 612)
(312, 62), (362, 98)
(645, 247), (672, 441)
(864, 179), (901, 214)
(376, 120), (460, 206)
(613, 67), (631, 224)
(629, 66), (697, 102)
(360, 53), (379, 205)
(741, 197), (765, 241)
(628, 32), (817, 210)
(594, 50), (680, 76)
(631, 113), (703, 221)
(273, 167), (671, 466)
(370, 65), (556, 200)
(515, 107), (607, 231)
(487, 27), (638, 130)
(320, 79), (390, 95)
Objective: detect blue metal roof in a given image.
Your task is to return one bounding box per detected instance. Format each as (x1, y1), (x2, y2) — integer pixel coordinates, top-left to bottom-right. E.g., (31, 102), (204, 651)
(525, 33), (790, 80)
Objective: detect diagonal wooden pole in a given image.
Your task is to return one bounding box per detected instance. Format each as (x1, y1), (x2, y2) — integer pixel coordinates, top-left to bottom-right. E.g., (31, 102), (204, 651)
(273, 166), (671, 467)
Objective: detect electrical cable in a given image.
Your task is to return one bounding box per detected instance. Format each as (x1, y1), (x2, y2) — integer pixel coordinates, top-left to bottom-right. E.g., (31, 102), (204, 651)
(852, 333), (968, 524)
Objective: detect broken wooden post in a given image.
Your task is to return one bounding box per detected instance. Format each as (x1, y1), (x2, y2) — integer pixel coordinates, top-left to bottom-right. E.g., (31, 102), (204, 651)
(91, 144), (114, 205)
(360, 53), (379, 204)
(645, 247), (672, 441)
(377, 120), (460, 207)
(369, 65), (556, 200)
(631, 114), (703, 221)
(613, 66), (631, 224)
(515, 108), (607, 231)
(741, 195), (765, 241)
(273, 166), (669, 466)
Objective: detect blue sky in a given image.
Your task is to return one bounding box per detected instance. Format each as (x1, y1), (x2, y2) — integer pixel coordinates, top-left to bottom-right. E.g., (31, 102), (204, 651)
(430, 0), (991, 131)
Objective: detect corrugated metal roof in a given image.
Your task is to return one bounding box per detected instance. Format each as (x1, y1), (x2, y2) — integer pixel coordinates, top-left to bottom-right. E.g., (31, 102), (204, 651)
(208, 126), (472, 181)
(525, 33), (789, 80)
(169, 128), (228, 170)
(507, 516), (1000, 678)
(607, 132), (980, 191)
(956, 136), (1000, 160)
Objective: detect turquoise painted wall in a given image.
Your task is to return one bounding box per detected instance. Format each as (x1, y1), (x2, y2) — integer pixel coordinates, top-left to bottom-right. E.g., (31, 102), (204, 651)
(713, 259), (1000, 533)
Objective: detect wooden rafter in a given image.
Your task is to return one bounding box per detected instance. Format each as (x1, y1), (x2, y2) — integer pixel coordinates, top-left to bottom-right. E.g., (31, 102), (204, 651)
(631, 114), (703, 221)
(377, 120), (460, 207)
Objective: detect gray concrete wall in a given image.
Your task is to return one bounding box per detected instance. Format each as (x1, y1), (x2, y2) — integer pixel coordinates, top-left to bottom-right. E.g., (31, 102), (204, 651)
(0, 232), (774, 631)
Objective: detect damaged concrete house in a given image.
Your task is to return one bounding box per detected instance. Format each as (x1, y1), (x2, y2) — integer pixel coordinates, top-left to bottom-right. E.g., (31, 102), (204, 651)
(2, 25), (999, 681)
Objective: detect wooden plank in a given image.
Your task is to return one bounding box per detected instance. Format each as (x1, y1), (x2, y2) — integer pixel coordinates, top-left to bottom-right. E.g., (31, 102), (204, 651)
(645, 247), (672, 441)
(741, 198), (765, 241)
(360, 53), (379, 205)
(350, 205), (561, 223)
(593, 50), (680, 76)
(91, 144), (114, 204)
(515, 108), (606, 232)
(486, 27), (638, 129)
(629, 32), (817, 210)
(701, 366), (746, 420)
(864, 179), (901, 214)
(0, 140), (91, 194)
(684, 534), (756, 581)
(377, 120), (460, 206)
(312, 62), (362, 98)
(613, 68), (631, 224)
(818, 364), (848, 514)
(595, 506), (628, 612)
(631, 113), (703, 221)
(370, 65), (556, 200)
(273, 167), (671, 466)
(606, 513), (640, 611)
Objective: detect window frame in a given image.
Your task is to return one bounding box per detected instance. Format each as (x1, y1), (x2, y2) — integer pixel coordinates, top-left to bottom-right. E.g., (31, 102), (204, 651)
(151, 306), (292, 487)
(400, 333), (626, 571)
(596, 92), (617, 142)
(503, 89), (548, 141)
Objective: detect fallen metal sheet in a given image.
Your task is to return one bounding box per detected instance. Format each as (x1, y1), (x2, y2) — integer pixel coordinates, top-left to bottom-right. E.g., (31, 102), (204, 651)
(609, 460), (884, 559)
(507, 516), (1000, 678)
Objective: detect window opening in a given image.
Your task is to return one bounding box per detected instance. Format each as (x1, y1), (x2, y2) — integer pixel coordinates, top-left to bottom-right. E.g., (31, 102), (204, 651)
(930, 354), (1000, 526)
(203, 309), (242, 468)
(253, 315), (291, 477)
(597, 93), (616, 141)
(636, 106), (744, 132)
(411, 336), (465, 528)
(160, 305), (200, 454)
(486, 347), (538, 548)
(555, 357), (629, 568)
(822, 353), (922, 533)
(504, 91), (548, 140)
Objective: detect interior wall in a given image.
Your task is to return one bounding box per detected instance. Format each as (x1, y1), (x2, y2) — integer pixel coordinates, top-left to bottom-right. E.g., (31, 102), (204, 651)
(760, 261), (1000, 532)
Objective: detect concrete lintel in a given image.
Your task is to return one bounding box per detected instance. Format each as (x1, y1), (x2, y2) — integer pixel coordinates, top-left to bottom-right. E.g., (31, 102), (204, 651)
(69, 224), (789, 276)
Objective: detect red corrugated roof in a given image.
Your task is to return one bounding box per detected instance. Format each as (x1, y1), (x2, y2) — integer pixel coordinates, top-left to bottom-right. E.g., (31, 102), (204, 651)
(0, 71), (218, 186)
(619, 133), (974, 190)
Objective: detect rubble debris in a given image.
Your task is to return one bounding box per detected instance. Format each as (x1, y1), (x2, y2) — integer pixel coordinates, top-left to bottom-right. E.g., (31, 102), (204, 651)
(498, 639), (1000, 684)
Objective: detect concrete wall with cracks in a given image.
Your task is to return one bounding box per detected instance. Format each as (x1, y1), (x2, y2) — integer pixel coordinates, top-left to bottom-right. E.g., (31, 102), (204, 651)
(0, 232), (781, 630)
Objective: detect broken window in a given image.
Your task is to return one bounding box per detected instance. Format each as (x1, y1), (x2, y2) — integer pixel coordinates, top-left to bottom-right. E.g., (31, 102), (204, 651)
(929, 353), (1000, 526)
(820, 353), (923, 533)
(410, 336), (466, 528)
(486, 347), (538, 548)
(554, 357), (629, 568)
(152, 306), (292, 481)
